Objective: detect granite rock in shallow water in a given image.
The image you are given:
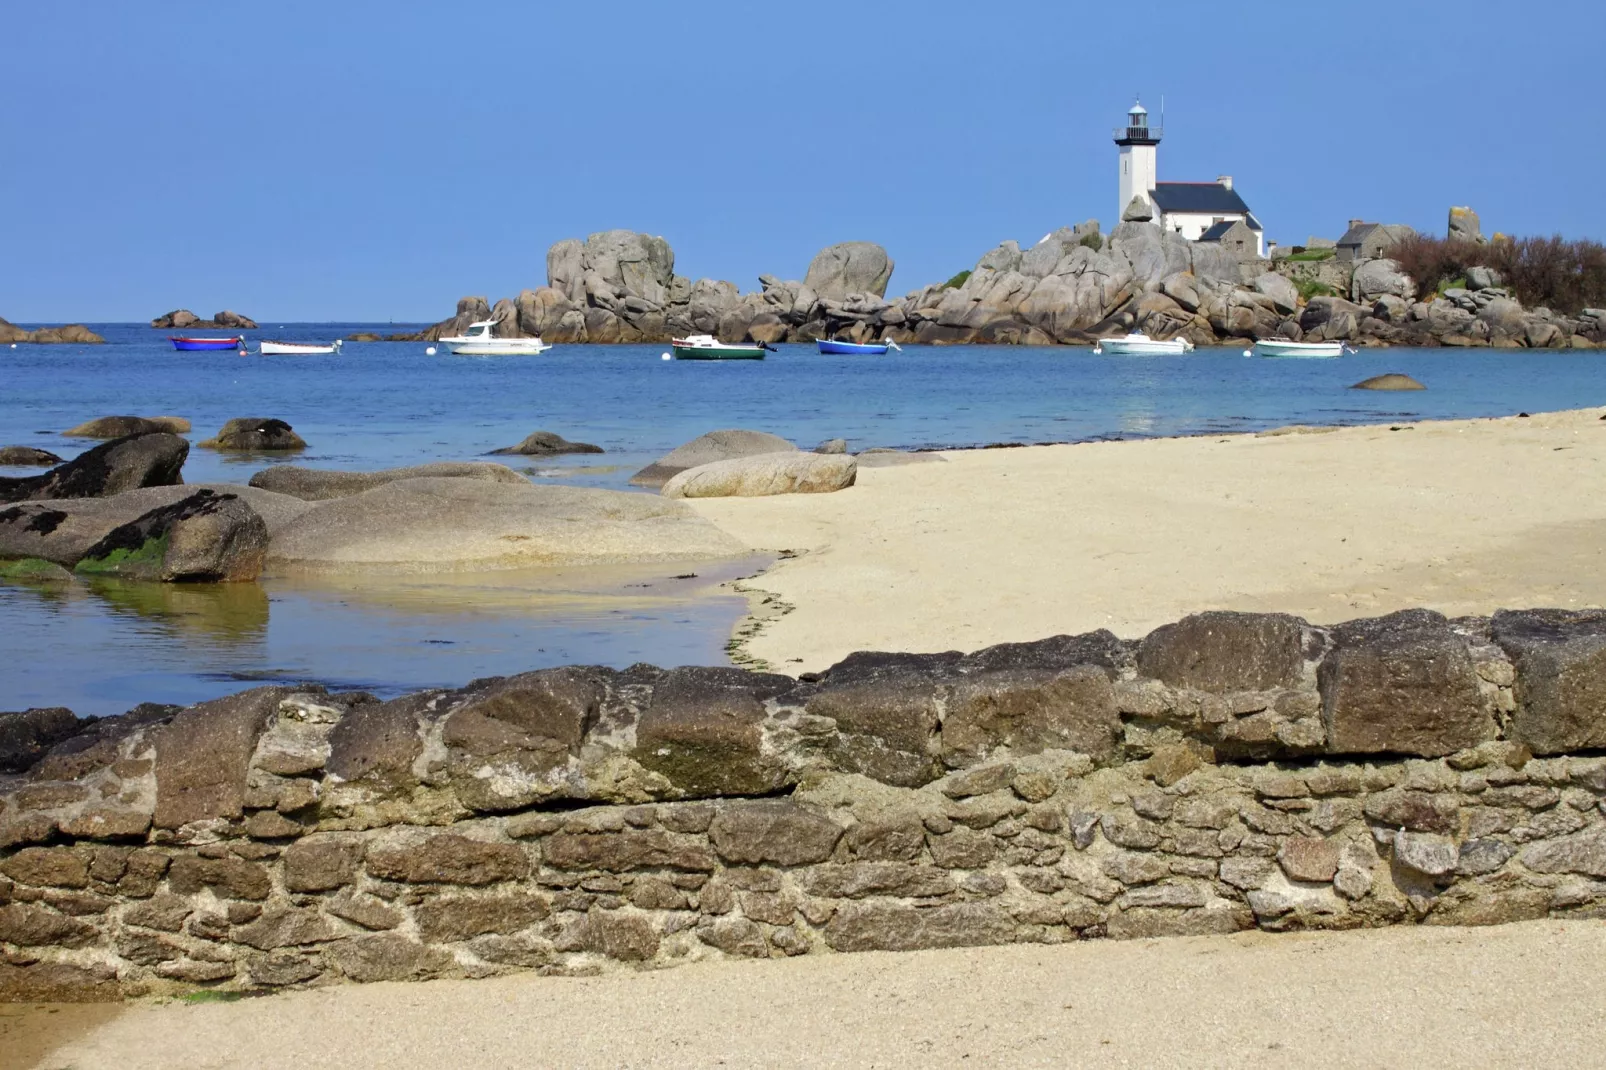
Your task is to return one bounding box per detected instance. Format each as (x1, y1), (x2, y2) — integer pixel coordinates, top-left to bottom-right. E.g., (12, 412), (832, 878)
(266, 477), (747, 572)
(629, 429), (797, 488)
(0, 446), (62, 467)
(660, 454), (856, 499)
(0, 484), (307, 564)
(0, 432), (188, 504)
(74, 489), (269, 582)
(62, 416), (190, 438)
(489, 431), (604, 457)
(200, 418), (306, 452)
(249, 462), (527, 502)
(1350, 373), (1425, 391)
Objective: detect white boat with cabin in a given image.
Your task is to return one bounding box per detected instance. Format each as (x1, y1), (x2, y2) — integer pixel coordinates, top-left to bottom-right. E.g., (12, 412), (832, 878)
(1247, 339), (1352, 358)
(441, 320), (552, 356)
(1093, 332), (1194, 356)
(259, 339), (342, 356)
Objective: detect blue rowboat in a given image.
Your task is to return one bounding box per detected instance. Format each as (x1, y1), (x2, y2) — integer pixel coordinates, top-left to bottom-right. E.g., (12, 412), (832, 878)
(171, 336), (243, 351)
(818, 339), (901, 355)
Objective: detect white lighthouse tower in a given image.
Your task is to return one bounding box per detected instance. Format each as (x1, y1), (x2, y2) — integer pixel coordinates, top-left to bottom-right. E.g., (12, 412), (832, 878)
(1114, 100), (1160, 218)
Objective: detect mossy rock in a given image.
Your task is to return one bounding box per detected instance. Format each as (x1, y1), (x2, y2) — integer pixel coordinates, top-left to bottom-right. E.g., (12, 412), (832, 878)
(0, 557), (76, 583)
(74, 533), (169, 579)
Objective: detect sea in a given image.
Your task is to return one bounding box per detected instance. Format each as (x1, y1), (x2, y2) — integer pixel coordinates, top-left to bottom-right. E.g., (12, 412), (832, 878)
(5, 323), (1606, 715)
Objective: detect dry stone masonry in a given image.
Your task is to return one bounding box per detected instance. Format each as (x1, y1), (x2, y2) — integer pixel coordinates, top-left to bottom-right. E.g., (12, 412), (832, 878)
(6, 607), (1606, 1001)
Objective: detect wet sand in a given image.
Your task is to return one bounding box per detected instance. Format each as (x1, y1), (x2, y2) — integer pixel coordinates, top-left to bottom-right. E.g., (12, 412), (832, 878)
(8, 920), (1605, 1069)
(691, 407), (1606, 671)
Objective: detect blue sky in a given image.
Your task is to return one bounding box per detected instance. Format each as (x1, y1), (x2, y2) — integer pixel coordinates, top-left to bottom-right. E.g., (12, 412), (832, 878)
(4, 0), (1600, 322)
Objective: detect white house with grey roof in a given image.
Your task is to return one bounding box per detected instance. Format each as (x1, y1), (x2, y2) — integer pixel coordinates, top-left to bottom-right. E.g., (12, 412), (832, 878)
(1114, 101), (1264, 256)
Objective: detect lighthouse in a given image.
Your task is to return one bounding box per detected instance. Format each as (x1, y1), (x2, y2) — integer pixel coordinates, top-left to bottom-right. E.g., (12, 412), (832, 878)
(1114, 100), (1160, 218)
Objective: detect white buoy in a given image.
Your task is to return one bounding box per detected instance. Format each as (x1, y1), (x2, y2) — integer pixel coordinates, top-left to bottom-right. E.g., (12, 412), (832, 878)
(425, 346), (437, 356)
(661, 352), (671, 361)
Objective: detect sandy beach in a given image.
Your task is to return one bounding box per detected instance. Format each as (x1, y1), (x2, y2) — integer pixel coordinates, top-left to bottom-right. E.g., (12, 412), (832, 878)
(692, 407), (1606, 672)
(6, 919), (1603, 1069)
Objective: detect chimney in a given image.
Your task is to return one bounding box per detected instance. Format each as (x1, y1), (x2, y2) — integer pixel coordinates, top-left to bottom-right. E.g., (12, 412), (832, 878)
(1348, 219), (1364, 230)
(1217, 175), (1233, 190)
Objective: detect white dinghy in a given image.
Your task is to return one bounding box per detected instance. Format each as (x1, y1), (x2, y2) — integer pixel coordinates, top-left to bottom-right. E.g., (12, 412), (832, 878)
(1247, 339), (1354, 358)
(1093, 332), (1195, 356)
(441, 320), (552, 356)
(259, 339), (343, 356)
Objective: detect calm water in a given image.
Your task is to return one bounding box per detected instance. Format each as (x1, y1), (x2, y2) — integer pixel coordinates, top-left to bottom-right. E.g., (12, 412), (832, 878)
(5, 323), (1606, 714)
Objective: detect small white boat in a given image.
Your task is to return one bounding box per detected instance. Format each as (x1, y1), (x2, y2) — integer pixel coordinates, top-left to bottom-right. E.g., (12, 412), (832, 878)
(440, 320), (552, 356)
(259, 339), (342, 356)
(1247, 339), (1353, 358)
(1093, 332), (1195, 356)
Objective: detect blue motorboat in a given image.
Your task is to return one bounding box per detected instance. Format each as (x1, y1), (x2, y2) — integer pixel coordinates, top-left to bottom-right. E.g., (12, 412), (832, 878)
(818, 338), (902, 355)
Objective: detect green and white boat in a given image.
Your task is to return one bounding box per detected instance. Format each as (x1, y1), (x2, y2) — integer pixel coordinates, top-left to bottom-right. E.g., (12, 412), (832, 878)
(670, 334), (769, 360)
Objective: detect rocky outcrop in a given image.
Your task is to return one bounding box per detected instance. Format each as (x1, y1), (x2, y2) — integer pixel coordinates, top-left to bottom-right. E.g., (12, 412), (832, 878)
(199, 419), (307, 452)
(264, 478), (747, 573)
(0, 319), (105, 345)
(62, 417), (191, 438)
(413, 215), (1605, 350)
(630, 430), (798, 488)
(247, 463), (528, 502)
(420, 298), (493, 342)
(660, 454), (857, 499)
(488, 432), (603, 457)
(7, 607), (1606, 999)
(0, 433), (188, 504)
(151, 310), (259, 330)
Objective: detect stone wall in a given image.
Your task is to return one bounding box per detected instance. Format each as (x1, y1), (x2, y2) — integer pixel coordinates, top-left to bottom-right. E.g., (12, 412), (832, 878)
(6, 607), (1606, 1001)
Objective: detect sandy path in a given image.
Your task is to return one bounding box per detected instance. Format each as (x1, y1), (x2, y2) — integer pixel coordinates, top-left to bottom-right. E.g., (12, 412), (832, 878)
(690, 409), (1606, 671)
(7, 920), (1603, 1069)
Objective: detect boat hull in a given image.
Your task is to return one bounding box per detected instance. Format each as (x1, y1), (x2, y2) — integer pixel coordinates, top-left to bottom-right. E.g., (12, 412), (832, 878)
(1094, 339), (1192, 355)
(1251, 340), (1344, 358)
(444, 341), (552, 356)
(672, 345), (765, 360)
(260, 341), (337, 355)
(818, 340), (890, 355)
(170, 337), (242, 351)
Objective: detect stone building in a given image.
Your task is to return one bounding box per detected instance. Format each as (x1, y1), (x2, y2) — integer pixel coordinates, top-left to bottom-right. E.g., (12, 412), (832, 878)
(1196, 219), (1259, 259)
(1336, 221), (1415, 262)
